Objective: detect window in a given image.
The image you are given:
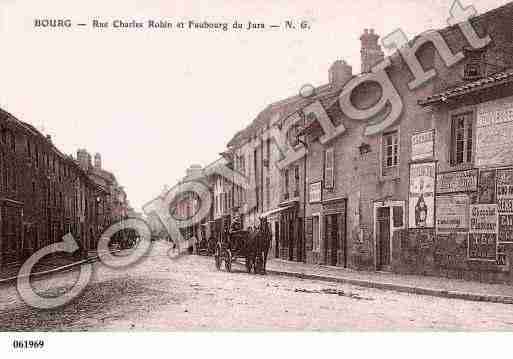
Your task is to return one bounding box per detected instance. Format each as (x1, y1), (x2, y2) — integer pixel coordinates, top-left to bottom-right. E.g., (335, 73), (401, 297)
(0, 151), (3, 190)
(463, 49), (485, 81)
(4, 130), (15, 152)
(324, 147), (334, 189)
(284, 168), (290, 199)
(294, 165), (300, 197)
(464, 62), (483, 80)
(9, 131), (15, 152)
(266, 139), (270, 162)
(266, 177), (270, 208)
(35, 146), (39, 168)
(382, 131), (399, 170)
(451, 112), (473, 165)
(26, 138), (31, 157)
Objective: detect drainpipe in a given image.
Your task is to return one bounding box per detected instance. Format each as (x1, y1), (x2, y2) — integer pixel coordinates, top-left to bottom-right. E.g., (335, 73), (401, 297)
(298, 135), (308, 263)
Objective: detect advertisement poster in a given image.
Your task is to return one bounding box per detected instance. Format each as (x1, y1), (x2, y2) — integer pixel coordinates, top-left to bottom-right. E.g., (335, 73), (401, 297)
(435, 194), (469, 233)
(436, 169), (478, 194)
(498, 214), (513, 243)
(411, 129), (434, 161)
(469, 204), (498, 260)
(478, 169), (496, 204)
(475, 96), (513, 167)
(497, 168), (513, 212)
(409, 162), (435, 228)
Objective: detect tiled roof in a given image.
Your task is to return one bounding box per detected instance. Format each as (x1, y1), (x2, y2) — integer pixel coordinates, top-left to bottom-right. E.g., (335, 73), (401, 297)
(418, 70), (513, 106)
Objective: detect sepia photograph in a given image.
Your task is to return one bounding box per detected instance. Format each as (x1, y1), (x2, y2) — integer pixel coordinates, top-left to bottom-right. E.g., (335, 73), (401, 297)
(1, 0), (513, 357)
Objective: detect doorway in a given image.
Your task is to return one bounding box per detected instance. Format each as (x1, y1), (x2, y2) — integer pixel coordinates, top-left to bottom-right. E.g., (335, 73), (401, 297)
(376, 206), (391, 270)
(324, 213), (345, 267)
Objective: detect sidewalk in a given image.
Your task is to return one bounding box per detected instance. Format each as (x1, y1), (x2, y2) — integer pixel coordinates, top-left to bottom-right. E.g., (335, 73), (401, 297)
(266, 259), (513, 304)
(0, 251), (99, 284)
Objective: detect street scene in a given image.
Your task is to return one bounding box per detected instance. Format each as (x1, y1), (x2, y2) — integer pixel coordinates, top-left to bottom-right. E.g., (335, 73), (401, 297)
(1, 242), (513, 331)
(2, 0), (513, 337)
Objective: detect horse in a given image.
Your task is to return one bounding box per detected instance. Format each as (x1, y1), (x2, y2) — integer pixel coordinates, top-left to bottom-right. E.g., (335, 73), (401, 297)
(256, 218), (271, 274)
(246, 218), (271, 274)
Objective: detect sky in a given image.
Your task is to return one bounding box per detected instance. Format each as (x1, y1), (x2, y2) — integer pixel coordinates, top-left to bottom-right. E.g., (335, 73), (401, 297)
(0, 0), (508, 211)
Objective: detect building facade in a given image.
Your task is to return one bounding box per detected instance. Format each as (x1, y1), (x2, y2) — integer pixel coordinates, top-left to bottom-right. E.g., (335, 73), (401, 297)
(148, 2), (513, 284)
(0, 109), (117, 267)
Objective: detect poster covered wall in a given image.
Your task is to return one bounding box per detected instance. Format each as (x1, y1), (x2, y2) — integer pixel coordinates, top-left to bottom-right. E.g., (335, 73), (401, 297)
(409, 162), (435, 228)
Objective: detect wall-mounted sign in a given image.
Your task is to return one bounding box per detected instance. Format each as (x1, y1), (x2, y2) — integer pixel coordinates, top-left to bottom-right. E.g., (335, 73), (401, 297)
(475, 96), (513, 167)
(498, 214), (513, 243)
(309, 181), (322, 203)
(468, 204), (498, 261)
(409, 162), (435, 228)
(411, 129), (434, 161)
(497, 168), (513, 213)
(435, 194), (469, 233)
(478, 169), (496, 204)
(436, 169), (478, 194)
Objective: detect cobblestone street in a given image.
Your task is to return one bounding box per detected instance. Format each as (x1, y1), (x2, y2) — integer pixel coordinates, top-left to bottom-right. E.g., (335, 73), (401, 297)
(1, 242), (513, 331)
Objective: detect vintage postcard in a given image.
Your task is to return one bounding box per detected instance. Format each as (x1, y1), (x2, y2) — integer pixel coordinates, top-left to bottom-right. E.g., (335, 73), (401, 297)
(1, 0), (513, 357)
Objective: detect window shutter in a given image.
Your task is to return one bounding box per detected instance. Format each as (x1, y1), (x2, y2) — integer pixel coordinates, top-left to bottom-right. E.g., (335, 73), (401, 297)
(325, 148), (334, 189)
(450, 117), (456, 166)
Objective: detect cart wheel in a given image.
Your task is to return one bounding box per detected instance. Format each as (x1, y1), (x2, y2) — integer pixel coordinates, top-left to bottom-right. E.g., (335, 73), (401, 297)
(225, 250), (232, 272)
(214, 245), (221, 270)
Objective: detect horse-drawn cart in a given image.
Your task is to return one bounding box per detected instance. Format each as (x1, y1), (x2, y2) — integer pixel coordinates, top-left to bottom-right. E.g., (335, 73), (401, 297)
(214, 229), (253, 272)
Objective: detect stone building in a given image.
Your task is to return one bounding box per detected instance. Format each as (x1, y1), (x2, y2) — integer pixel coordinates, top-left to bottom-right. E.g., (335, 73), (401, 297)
(294, 2), (513, 286)
(151, 2), (513, 284)
(77, 149), (130, 226)
(0, 109), (110, 267)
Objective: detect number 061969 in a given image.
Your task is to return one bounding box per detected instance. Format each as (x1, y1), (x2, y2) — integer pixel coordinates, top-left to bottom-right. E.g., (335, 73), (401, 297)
(12, 340), (45, 349)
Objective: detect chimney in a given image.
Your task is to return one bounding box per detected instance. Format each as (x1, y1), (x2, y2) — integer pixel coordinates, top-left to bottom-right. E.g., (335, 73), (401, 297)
(329, 60), (352, 86)
(94, 152), (102, 169)
(360, 28), (385, 73)
(46, 134), (52, 143)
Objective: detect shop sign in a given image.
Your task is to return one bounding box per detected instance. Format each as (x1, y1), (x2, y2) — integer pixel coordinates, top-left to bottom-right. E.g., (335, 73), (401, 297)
(475, 96), (513, 167)
(468, 204), (498, 261)
(436, 169), (478, 194)
(497, 168), (513, 212)
(411, 129), (434, 161)
(309, 181), (322, 204)
(409, 162), (435, 228)
(435, 194), (469, 233)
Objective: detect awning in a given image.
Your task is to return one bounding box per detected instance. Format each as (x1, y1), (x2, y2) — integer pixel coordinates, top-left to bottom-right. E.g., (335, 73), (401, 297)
(260, 205), (294, 218)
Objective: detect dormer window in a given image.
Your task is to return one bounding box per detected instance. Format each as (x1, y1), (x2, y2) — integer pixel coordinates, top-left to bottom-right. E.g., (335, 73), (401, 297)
(463, 48), (486, 81)
(464, 62), (483, 81)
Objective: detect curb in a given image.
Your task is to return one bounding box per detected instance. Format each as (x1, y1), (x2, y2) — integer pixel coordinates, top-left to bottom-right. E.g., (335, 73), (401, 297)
(267, 269), (513, 305)
(0, 253), (108, 286)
